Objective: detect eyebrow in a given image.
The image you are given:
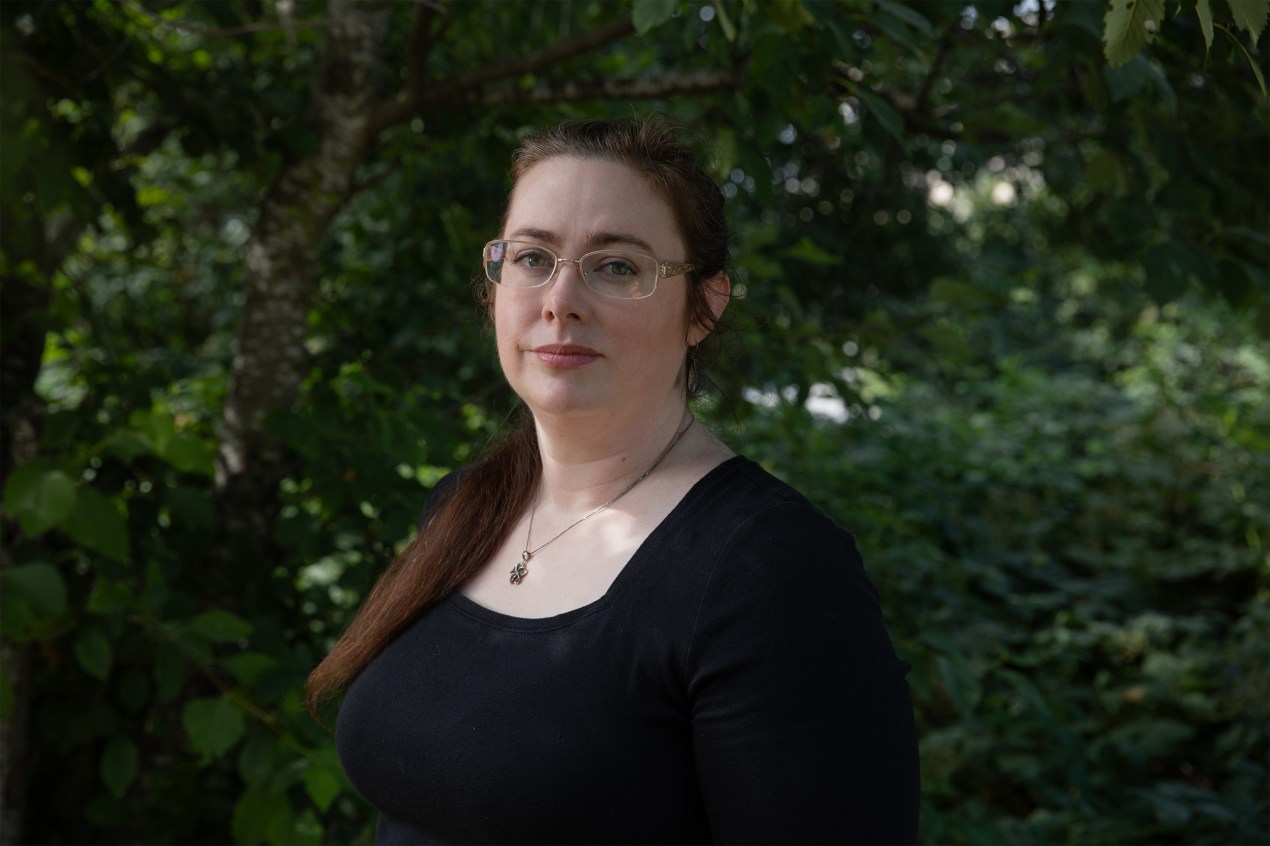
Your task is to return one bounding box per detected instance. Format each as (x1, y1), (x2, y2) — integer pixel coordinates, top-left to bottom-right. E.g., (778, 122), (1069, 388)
(506, 227), (657, 255)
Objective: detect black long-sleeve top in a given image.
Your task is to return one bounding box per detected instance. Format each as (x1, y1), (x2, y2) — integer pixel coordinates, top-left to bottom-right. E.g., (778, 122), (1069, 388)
(336, 456), (920, 844)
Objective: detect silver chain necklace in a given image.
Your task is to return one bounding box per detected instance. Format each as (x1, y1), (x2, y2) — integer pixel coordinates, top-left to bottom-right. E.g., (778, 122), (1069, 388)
(510, 417), (694, 585)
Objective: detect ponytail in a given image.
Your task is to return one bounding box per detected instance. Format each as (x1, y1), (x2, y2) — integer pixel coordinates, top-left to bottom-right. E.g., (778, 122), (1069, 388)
(305, 413), (540, 717)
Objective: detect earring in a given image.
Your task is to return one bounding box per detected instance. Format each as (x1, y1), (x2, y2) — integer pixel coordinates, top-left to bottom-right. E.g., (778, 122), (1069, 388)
(686, 345), (700, 394)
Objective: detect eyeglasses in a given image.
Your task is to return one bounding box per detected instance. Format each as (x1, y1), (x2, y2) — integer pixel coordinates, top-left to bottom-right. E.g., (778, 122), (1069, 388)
(482, 239), (694, 301)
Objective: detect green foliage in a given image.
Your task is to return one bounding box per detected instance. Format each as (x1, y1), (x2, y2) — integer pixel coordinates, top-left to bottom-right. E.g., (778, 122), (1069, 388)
(100, 736), (139, 798)
(4, 460), (76, 537)
(633, 0), (679, 34)
(1, 0), (1266, 844)
(1105, 0), (1270, 93)
(726, 263), (1270, 843)
(1104, 0), (1166, 66)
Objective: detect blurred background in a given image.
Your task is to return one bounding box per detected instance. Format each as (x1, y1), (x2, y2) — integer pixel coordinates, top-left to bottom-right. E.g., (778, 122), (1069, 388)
(2, 0), (1267, 843)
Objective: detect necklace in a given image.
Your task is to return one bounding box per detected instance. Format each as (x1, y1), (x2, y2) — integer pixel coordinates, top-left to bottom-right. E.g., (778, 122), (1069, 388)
(510, 416), (694, 585)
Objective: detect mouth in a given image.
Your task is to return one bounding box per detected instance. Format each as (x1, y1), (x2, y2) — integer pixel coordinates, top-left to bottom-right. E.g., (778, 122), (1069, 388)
(532, 343), (601, 369)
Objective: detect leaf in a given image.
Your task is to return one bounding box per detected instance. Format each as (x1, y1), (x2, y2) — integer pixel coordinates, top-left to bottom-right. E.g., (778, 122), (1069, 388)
(875, 0), (936, 37)
(929, 278), (1006, 307)
(1197, 0), (1215, 48)
(857, 91), (906, 147)
(100, 737), (139, 798)
(750, 33), (801, 97)
(164, 432), (215, 476)
(0, 590), (35, 641)
(714, 0), (737, 41)
(762, 0), (815, 33)
(86, 576), (133, 615)
(2, 562), (67, 619)
(1085, 149), (1129, 196)
(290, 809), (324, 846)
(128, 410), (175, 456)
(186, 609), (253, 643)
(75, 627), (113, 680)
(0, 558), (67, 640)
(1144, 241), (1217, 301)
(1217, 23), (1269, 96)
(62, 487), (130, 563)
(632, 0), (676, 35)
(937, 653), (982, 718)
(3, 459), (77, 537)
(237, 733), (277, 787)
(1104, 0), (1166, 66)
(183, 697), (246, 759)
(1226, 0), (1269, 39)
(232, 786), (284, 845)
(1104, 54), (1156, 101)
(782, 236), (840, 266)
(303, 765), (342, 812)
(223, 652), (278, 685)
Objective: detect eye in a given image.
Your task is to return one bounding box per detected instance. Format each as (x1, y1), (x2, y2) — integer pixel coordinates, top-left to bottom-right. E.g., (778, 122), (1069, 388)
(512, 248), (553, 270)
(588, 254), (645, 280)
(598, 258), (637, 277)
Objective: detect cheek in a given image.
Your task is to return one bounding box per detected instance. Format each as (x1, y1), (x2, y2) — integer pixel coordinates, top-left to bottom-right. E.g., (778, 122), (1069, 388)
(492, 292), (523, 342)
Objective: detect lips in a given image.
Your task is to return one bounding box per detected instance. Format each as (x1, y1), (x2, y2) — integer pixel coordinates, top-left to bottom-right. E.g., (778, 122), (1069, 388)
(532, 343), (601, 369)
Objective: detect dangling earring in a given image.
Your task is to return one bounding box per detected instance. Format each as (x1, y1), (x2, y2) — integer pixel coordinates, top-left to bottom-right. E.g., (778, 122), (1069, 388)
(686, 345), (700, 394)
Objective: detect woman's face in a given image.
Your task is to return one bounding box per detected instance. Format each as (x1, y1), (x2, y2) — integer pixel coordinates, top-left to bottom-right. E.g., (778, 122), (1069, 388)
(494, 156), (701, 427)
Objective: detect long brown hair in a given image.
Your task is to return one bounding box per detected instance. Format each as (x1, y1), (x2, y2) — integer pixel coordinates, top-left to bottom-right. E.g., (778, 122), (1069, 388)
(306, 117), (731, 717)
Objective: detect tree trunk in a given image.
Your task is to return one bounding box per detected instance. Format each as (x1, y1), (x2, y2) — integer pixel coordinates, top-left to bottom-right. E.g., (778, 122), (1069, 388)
(214, 0), (391, 545)
(0, 205), (83, 846)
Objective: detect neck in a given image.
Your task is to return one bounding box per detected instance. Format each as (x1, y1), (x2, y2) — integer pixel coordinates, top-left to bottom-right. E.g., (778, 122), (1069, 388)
(531, 403), (691, 513)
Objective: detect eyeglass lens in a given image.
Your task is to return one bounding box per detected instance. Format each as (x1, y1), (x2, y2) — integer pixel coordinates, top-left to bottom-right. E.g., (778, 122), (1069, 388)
(484, 240), (657, 300)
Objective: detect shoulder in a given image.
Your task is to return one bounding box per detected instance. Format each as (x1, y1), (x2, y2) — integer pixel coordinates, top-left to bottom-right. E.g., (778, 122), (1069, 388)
(676, 456), (895, 664)
(684, 456), (863, 578)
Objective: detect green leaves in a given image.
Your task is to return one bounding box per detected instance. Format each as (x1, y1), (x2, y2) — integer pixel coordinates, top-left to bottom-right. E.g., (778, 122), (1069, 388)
(63, 488), (130, 563)
(302, 765), (342, 812)
(100, 737), (139, 798)
(127, 410), (216, 477)
(0, 562), (67, 640)
(857, 91), (906, 147)
(186, 610), (253, 643)
(1104, 0), (1166, 66)
(4, 459), (76, 537)
(632, 0), (677, 34)
(75, 627), (113, 680)
(1106, 0), (1268, 87)
(182, 697), (246, 759)
(7, 1), (1266, 843)
(1227, 0), (1270, 39)
(1197, 0), (1216, 48)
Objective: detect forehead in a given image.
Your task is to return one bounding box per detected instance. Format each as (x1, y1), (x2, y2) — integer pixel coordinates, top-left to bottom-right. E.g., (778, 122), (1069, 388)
(504, 156), (683, 253)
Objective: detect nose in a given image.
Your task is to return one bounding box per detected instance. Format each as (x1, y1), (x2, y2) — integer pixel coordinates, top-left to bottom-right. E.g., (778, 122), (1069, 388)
(541, 258), (590, 323)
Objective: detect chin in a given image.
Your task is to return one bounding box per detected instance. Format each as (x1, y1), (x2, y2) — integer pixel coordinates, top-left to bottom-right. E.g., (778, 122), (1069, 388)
(517, 385), (609, 418)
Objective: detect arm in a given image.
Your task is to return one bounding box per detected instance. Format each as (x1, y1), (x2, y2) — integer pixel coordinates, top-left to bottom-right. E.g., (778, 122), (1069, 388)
(686, 503), (920, 845)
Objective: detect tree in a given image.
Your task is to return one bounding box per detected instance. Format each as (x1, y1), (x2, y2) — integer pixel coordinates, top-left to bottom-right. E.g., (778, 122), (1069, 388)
(1, 0), (1265, 842)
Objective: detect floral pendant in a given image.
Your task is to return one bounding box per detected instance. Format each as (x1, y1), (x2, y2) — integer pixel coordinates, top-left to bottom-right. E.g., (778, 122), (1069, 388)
(510, 551), (530, 585)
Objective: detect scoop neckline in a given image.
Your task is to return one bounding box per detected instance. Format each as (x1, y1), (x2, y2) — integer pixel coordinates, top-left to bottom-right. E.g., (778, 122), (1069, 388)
(446, 455), (748, 631)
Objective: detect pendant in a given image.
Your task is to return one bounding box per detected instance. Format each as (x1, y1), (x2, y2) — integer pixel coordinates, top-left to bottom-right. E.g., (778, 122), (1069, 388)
(510, 551), (530, 585)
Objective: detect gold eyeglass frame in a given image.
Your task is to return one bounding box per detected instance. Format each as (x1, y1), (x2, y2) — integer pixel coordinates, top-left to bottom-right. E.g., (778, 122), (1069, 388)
(482, 239), (695, 300)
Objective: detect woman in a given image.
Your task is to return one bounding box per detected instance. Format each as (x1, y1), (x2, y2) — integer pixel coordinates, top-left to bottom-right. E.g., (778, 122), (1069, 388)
(310, 118), (919, 844)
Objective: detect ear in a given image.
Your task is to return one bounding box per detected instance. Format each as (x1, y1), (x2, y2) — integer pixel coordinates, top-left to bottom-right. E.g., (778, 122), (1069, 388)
(687, 272), (731, 346)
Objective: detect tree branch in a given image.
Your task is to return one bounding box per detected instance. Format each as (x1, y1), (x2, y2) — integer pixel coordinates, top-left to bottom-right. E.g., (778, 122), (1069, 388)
(118, 0), (345, 38)
(467, 68), (747, 106)
(406, 1), (440, 105)
(370, 16), (634, 135)
(915, 29), (955, 113)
